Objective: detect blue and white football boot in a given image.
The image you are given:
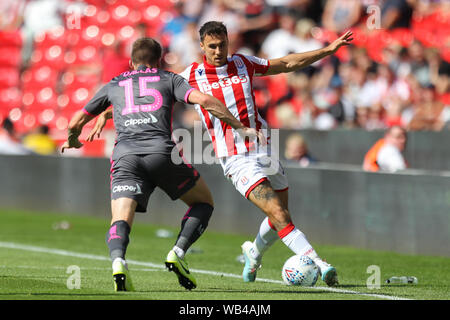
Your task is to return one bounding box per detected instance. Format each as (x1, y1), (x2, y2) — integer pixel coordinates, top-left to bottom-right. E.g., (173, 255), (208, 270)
(241, 241), (262, 282)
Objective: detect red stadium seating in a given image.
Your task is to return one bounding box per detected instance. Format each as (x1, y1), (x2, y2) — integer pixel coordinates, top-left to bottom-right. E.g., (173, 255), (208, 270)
(0, 67), (20, 89)
(29, 45), (65, 69)
(2, 0), (446, 157)
(10, 109), (37, 134)
(22, 87), (58, 111)
(63, 72), (100, 92)
(390, 28), (414, 47)
(0, 30), (22, 48)
(33, 27), (67, 49)
(109, 4), (136, 27)
(21, 66), (59, 90)
(63, 87), (92, 110)
(0, 47), (22, 68)
(0, 87), (21, 110)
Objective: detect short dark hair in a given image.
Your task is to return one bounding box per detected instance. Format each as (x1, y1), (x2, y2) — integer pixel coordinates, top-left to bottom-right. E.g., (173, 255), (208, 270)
(131, 37), (162, 66)
(199, 21), (228, 42)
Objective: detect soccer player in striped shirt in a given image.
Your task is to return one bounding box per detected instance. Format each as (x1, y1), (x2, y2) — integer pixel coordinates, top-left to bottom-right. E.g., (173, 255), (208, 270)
(180, 21), (352, 287)
(61, 37), (262, 291)
(90, 23), (352, 287)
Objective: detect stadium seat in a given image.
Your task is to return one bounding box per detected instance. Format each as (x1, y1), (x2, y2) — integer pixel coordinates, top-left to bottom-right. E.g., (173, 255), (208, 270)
(389, 28), (414, 47)
(80, 25), (103, 46)
(18, 108), (56, 129)
(81, 138), (106, 157)
(0, 30), (22, 48)
(33, 26), (66, 49)
(52, 114), (70, 132)
(0, 67), (20, 89)
(117, 25), (137, 42)
(82, 0), (106, 7)
(10, 109), (38, 134)
(0, 87), (22, 110)
(141, 5), (164, 35)
(348, 27), (368, 47)
(67, 46), (103, 66)
(20, 66), (59, 90)
(110, 4), (134, 26)
(125, 0), (152, 10)
(65, 26), (103, 48)
(22, 87), (58, 111)
(29, 45), (65, 69)
(85, 9), (111, 27)
(69, 73), (99, 90)
(63, 87), (92, 110)
(0, 47), (22, 68)
(441, 48), (450, 63)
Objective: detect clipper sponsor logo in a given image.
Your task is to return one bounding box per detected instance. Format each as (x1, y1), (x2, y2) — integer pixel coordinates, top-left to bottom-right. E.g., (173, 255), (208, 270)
(124, 115), (158, 126)
(201, 75), (248, 92)
(113, 184), (142, 194)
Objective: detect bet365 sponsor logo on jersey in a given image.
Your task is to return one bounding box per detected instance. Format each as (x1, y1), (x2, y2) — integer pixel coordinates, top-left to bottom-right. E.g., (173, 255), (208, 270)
(201, 75), (248, 92)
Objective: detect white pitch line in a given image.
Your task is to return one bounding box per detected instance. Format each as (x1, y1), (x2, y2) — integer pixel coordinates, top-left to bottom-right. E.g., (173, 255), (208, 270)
(0, 241), (410, 300)
(0, 265), (160, 272)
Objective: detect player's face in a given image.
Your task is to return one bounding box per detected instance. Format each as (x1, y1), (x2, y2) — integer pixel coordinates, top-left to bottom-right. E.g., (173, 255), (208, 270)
(200, 33), (229, 67)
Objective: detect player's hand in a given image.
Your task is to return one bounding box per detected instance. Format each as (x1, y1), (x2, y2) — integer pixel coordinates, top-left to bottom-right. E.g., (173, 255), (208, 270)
(86, 115), (107, 142)
(239, 127), (267, 146)
(327, 30), (353, 53)
(61, 138), (83, 153)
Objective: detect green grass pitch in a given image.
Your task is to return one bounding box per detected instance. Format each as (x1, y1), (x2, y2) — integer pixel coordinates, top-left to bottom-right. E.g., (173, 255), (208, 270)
(0, 209), (448, 300)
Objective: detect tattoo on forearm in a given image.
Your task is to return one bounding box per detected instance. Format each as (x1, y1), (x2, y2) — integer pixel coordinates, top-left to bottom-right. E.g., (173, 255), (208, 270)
(67, 128), (81, 141)
(251, 181), (277, 201)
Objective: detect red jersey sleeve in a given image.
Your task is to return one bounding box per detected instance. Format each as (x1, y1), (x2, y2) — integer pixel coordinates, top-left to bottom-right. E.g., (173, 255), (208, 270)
(238, 54), (270, 76)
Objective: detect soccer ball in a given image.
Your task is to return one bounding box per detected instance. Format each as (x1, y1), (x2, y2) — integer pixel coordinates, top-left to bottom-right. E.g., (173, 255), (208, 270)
(281, 255), (319, 286)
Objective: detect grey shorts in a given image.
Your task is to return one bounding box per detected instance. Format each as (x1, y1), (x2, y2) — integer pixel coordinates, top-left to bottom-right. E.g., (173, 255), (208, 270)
(110, 153), (200, 212)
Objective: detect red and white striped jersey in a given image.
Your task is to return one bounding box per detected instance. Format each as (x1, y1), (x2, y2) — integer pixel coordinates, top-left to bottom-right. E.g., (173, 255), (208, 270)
(180, 54), (270, 158)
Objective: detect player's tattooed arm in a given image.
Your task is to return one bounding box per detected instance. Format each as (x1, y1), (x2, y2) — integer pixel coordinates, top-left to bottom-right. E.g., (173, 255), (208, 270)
(86, 108), (112, 142)
(61, 110), (94, 153)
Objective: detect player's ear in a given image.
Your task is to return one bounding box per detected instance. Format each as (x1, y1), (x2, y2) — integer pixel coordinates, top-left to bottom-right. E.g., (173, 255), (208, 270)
(199, 41), (205, 52)
(128, 59), (133, 70)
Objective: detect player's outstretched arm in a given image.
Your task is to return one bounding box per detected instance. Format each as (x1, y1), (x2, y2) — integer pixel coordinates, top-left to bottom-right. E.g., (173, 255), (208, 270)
(86, 108), (112, 142)
(61, 110), (95, 153)
(188, 89), (266, 145)
(265, 30), (353, 76)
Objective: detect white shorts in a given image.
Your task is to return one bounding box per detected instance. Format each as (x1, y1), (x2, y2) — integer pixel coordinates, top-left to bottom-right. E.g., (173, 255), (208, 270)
(219, 152), (289, 198)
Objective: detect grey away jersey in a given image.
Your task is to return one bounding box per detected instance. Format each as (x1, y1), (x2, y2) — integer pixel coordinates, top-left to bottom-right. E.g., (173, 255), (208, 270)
(83, 65), (194, 161)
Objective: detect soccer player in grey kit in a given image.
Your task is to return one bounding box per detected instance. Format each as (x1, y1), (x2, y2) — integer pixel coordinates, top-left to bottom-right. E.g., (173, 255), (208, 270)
(61, 38), (263, 291)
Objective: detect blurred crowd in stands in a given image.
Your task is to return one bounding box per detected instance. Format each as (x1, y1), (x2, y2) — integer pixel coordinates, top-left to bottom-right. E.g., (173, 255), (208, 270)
(0, 0), (449, 158)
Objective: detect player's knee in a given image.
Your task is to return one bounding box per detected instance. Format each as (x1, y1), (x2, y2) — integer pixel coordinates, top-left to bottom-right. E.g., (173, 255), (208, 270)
(182, 202), (214, 231)
(194, 203), (214, 224)
(202, 191), (214, 207)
